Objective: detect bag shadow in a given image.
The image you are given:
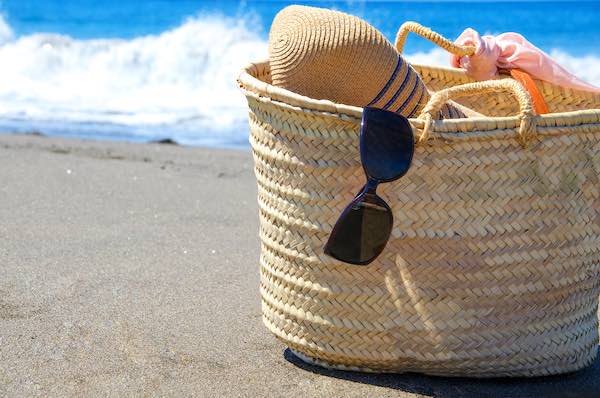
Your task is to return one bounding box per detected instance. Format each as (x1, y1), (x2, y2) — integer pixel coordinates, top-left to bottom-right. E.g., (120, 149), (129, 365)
(284, 347), (600, 398)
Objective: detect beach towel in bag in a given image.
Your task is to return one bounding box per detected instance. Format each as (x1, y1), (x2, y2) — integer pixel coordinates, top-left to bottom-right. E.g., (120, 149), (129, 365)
(236, 23), (600, 377)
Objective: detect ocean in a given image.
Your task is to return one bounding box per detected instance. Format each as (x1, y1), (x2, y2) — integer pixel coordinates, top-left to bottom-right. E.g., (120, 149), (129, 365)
(1, 0), (599, 147)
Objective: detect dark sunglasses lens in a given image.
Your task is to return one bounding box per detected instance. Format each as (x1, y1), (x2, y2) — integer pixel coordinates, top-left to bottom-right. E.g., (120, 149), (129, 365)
(324, 193), (393, 265)
(361, 107), (414, 181)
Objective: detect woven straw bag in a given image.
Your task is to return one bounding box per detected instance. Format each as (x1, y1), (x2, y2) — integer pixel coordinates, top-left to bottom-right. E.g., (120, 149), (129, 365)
(237, 22), (600, 377)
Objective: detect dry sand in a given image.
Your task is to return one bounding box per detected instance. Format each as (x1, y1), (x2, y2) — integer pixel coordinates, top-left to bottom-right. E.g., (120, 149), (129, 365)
(1, 133), (599, 398)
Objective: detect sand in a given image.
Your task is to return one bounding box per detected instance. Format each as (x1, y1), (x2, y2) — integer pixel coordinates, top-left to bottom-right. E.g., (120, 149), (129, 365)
(1, 133), (598, 398)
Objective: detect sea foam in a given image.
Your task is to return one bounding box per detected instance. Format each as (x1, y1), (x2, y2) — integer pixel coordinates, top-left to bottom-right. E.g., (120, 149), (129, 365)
(0, 15), (598, 147)
(0, 14), (267, 146)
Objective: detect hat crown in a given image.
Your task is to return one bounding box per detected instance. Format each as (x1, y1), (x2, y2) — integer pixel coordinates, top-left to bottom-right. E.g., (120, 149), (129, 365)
(268, 5), (429, 117)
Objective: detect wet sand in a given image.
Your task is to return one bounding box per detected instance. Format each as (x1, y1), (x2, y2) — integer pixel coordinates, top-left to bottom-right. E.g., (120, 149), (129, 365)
(1, 133), (598, 397)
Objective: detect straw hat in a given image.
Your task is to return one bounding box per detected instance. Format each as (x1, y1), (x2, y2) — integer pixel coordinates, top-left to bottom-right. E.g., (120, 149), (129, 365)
(269, 5), (463, 118)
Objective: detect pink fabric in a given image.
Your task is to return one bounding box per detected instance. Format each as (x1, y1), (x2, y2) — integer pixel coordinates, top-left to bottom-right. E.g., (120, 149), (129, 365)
(451, 28), (600, 93)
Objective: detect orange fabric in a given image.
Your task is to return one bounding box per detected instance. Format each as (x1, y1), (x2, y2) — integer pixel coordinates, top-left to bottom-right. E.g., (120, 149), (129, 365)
(509, 69), (549, 115)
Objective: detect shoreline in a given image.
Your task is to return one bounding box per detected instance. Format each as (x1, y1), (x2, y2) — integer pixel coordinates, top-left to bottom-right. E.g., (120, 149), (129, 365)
(0, 131), (252, 151)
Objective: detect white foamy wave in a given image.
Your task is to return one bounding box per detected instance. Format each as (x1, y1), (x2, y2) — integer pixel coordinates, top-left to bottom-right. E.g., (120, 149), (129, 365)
(548, 50), (600, 88)
(0, 13), (13, 44)
(0, 14), (267, 146)
(405, 48), (453, 68)
(405, 47), (600, 87)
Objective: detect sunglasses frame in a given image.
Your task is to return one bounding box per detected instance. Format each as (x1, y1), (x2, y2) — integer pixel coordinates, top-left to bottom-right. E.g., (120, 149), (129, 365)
(323, 107), (415, 265)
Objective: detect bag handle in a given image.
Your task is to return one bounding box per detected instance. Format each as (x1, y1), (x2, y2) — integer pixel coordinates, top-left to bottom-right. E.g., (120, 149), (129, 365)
(417, 79), (537, 147)
(395, 21), (476, 56)
(508, 69), (549, 115)
(396, 21), (550, 119)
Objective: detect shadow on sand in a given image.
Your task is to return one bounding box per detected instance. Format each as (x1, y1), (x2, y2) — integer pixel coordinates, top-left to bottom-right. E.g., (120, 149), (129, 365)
(284, 347), (600, 398)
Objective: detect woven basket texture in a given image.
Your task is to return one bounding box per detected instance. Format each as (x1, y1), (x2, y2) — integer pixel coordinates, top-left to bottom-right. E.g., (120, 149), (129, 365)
(238, 55), (600, 377)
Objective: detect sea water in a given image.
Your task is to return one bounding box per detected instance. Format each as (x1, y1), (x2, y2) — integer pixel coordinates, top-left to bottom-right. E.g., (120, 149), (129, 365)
(0, 0), (599, 147)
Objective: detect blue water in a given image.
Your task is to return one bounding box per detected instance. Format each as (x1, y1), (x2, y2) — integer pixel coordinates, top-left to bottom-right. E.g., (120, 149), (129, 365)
(5, 1), (600, 54)
(0, 1), (599, 147)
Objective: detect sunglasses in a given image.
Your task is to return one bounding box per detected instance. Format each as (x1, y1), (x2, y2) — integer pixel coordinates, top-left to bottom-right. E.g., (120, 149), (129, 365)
(323, 107), (415, 265)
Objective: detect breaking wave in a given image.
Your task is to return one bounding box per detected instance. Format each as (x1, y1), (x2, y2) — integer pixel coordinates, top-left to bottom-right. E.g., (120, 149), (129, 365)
(0, 14), (267, 147)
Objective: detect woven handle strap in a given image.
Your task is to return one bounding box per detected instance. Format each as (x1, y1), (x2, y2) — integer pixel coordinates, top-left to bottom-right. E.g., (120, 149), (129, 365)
(395, 21), (476, 56)
(417, 79), (537, 147)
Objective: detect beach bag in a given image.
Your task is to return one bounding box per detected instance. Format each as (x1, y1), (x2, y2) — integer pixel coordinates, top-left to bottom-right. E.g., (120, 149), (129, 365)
(237, 22), (600, 377)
